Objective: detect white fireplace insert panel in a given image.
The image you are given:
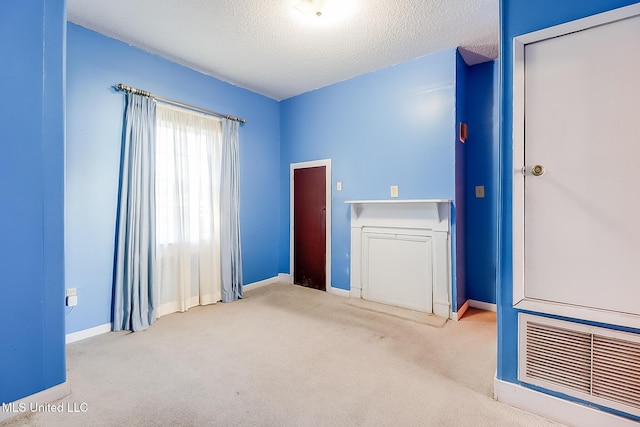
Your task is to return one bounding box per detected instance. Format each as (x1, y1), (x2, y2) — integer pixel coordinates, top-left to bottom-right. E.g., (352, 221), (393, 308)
(346, 200), (452, 319)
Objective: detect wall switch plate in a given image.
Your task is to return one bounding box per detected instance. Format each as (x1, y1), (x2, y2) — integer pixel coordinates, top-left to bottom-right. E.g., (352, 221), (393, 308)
(66, 295), (78, 307)
(390, 185), (399, 198)
(337, 182), (342, 191)
(475, 185), (485, 198)
(66, 288), (77, 297)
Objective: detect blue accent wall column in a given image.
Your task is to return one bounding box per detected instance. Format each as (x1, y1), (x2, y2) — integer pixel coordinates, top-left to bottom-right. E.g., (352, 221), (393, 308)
(454, 50), (468, 311)
(465, 60), (498, 305)
(498, 0), (640, 386)
(0, 0), (66, 403)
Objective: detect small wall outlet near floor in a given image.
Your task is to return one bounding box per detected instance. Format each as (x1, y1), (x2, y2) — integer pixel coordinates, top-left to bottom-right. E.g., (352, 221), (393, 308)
(66, 288), (78, 307)
(390, 185), (399, 198)
(475, 185), (485, 198)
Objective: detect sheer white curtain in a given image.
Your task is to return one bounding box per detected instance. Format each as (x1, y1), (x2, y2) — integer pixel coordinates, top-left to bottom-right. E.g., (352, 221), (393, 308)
(155, 104), (222, 316)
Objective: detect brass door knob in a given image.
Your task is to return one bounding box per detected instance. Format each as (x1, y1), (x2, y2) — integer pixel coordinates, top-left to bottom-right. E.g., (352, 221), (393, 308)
(531, 165), (545, 176)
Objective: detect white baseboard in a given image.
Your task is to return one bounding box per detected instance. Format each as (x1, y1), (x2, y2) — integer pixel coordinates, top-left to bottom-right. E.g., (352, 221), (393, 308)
(277, 273), (293, 284)
(350, 288), (361, 298)
(244, 276), (280, 291)
(67, 275), (293, 344)
(453, 299), (497, 321)
(329, 286), (350, 297)
(66, 323), (111, 344)
(494, 378), (638, 427)
(453, 300), (470, 321)
(0, 381), (71, 422)
(469, 299), (497, 312)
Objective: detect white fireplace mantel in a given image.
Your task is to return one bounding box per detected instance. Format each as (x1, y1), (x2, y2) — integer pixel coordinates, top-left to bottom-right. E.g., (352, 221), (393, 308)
(346, 199), (452, 319)
(345, 199), (451, 231)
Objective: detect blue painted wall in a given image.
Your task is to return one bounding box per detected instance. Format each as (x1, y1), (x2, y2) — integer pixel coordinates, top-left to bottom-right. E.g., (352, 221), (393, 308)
(65, 23), (280, 334)
(465, 60), (498, 304)
(454, 51), (468, 310)
(0, 0), (66, 403)
(280, 48), (465, 310)
(498, 0), (640, 418)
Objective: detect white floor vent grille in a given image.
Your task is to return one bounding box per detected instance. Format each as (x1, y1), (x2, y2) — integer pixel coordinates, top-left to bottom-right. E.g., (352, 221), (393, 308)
(519, 313), (640, 418)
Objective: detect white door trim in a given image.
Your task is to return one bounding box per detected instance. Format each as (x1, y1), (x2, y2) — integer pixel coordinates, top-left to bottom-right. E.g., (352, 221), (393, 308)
(290, 159), (332, 291)
(512, 2), (640, 329)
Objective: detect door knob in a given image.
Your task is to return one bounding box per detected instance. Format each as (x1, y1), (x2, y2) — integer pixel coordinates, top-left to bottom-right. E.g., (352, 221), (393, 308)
(531, 165), (545, 176)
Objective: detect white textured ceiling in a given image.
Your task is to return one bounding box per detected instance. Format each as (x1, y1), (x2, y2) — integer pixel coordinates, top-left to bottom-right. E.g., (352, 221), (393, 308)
(67, 0), (498, 100)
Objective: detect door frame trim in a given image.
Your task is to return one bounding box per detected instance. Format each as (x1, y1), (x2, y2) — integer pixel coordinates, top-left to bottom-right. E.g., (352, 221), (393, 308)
(512, 3), (640, 329)
(290, 159), (332, 291)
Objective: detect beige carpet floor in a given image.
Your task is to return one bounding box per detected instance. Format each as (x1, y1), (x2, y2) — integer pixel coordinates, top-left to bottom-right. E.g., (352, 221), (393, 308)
(2, 282), (563, 427)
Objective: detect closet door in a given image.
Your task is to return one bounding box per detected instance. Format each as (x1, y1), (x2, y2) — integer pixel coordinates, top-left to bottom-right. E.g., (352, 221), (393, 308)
(514, 9), (640, 326)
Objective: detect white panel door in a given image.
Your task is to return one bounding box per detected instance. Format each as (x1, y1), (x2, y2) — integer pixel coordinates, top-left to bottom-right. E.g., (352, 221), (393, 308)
(522, 13), (640, 317)
(363, 232), (433, 313)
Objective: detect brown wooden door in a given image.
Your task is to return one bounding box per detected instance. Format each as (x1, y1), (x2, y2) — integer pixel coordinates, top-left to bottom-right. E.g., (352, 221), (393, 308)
(293, 166), (326, 291)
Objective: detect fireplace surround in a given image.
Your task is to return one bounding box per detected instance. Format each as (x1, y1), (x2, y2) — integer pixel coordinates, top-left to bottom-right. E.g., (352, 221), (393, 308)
(346, 199), (452, 319)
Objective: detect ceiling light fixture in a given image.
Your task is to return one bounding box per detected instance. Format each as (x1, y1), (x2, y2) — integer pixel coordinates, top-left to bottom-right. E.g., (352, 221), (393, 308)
(294, 0), (324, 17)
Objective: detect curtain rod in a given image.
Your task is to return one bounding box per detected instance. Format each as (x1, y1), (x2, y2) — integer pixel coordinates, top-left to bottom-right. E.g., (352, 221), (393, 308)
(114, 83), (247, 124)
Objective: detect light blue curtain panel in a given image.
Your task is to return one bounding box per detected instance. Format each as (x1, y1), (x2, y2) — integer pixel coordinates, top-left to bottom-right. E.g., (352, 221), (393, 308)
(113, 94), (157, 331)
(220, 119), (243, 303)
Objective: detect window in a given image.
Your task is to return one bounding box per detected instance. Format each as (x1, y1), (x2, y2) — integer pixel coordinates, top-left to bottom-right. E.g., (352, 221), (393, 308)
(155, 105), (222, 246)
(154, 103), (223, 315)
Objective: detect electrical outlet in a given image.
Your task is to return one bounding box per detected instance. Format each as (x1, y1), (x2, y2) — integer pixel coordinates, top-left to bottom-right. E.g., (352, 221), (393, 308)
(475, 185), (485, 198)
(66, 295), (78, 307)
(390, 185), (399, 198)
(336, 182), (342, 191)
(66, 288), (77, 297)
